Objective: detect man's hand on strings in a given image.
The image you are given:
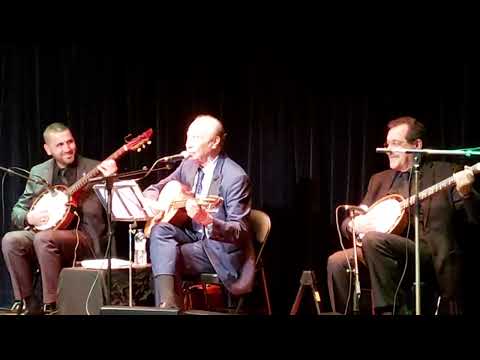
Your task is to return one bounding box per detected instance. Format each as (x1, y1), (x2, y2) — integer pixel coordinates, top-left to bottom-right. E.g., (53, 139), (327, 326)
(453, 165), (475, 198)
(97, 159), (118, 177)
(186, 198), (213, 225)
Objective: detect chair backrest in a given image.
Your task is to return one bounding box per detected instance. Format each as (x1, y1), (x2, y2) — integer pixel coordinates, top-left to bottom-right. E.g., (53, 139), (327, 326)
(249, 209), (271, 266)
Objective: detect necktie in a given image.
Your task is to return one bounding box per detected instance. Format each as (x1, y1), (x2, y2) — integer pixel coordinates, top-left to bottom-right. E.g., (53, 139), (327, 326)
(192, 167), (206, 237)
(195, 167), (205, 196)
(394, 171), (410, 198)
(59, 168), (69, 185)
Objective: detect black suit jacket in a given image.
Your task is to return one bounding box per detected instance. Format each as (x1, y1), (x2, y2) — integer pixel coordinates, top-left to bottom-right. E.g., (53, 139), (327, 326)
(343, 161), (480, 299)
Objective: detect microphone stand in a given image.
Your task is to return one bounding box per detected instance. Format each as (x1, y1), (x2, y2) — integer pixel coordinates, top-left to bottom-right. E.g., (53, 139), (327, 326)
(105, 175), (114, 305)
(350, 210), (361, 315)
(412, 153), (421, 315)
(0, 166), (50, 187)
(376, 146), (480, 315)
(0, 167), (51, 233)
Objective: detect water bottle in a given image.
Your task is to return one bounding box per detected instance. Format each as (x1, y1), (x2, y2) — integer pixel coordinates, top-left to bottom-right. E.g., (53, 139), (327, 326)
(134, 230), (147, 266)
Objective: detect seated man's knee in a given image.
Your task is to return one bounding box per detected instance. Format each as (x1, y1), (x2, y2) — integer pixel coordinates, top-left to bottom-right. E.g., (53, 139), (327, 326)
(327, 251), (349, 274)
(2, 232), (29, 253)
(361, 231), (385, 251)
(32, 231), (53, 247)
(150, 223), (177, 241)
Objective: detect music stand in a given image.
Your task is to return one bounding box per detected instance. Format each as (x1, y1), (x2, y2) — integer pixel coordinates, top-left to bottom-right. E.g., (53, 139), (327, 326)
(93, 180), (154, 307)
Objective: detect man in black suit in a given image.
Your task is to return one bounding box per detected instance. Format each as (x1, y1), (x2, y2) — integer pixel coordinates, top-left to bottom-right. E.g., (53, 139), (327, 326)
(1, 122), (117, 315)
(327, 116), (479, 315)
(143, 115), (254, 309)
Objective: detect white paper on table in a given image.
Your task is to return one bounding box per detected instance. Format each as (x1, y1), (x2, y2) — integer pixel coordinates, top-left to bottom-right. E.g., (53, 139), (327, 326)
(80, 258), (132, 270)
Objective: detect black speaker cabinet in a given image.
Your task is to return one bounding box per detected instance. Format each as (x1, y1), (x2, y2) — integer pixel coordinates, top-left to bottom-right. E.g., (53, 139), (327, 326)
(57, 267), (153, 315)
(182, 309), (237, 315)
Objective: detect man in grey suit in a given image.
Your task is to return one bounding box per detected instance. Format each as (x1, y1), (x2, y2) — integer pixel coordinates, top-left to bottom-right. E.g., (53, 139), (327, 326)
(143, 115), (255, 309)
(1, 122), (117, 315)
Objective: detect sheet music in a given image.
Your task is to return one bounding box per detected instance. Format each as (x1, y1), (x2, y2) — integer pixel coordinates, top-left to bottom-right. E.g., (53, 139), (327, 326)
(93, 180), (155, 222)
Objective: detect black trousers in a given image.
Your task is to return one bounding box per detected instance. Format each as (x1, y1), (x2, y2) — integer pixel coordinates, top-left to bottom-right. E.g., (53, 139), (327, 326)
(327, 231), (436, 314)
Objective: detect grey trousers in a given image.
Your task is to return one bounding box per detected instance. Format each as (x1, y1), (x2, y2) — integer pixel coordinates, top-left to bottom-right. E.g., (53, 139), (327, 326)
(2, 229), (94, 304)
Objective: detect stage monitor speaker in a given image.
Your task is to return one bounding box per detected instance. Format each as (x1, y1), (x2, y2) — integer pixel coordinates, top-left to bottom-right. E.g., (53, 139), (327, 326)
(100, 305), (180, 315)
(182, 309), (237, 315)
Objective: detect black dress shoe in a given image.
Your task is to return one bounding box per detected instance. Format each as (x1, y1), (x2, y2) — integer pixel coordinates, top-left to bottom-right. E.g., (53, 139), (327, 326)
(10, 300), (24, 315)
(42, 303), (58, 315)
(21, 305), (43, 316)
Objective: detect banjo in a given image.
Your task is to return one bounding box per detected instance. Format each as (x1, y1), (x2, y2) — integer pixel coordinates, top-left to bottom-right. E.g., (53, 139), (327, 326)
(353, 163), (480, 243)
(27, 128), (153, 232)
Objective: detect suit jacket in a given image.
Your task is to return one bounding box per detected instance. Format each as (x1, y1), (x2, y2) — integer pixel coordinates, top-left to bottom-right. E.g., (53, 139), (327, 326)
(342, 161), (480, 299)
(11, 155), (108, 257)
(143, 152), (255, 295)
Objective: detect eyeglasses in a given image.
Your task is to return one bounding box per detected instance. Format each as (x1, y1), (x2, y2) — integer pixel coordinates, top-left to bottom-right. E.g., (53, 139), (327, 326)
(383, 140), (410, 148)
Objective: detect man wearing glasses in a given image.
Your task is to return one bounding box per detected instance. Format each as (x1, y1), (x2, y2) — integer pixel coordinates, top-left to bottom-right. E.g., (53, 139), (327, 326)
(327, 116), (479, 315)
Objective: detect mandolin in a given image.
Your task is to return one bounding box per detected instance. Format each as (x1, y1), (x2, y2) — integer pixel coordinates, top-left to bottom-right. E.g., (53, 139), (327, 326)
(144, 180), (223, 238)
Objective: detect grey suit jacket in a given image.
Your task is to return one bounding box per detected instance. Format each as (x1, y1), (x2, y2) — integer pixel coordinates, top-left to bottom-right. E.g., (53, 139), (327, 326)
(143, 152), (255, 295)
(11, 155), (108, 257)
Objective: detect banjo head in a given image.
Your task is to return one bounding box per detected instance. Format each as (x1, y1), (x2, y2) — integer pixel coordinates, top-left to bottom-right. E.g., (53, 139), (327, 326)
(366, 194), (405, 234)
(30, 186), (71, 231)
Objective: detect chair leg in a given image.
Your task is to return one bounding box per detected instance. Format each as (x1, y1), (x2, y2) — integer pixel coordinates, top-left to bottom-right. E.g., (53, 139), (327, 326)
(370, 290), (375, 315)
(260, 268), (272, 315)
(435, 296), (442, 315)
(235, 297), (244, 314)
(226, 291), (233, 309)
(183, 288), (192, 310)
(201, 282), (210, 310)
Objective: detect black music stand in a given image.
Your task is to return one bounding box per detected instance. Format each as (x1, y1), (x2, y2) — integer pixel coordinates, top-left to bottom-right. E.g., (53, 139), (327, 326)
(93, 180), (154, 306)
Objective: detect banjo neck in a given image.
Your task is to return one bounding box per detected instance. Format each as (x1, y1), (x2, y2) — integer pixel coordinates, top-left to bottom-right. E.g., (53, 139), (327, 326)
(65, 128), (152, 196)
(66, 144), (145, 196)
(66, 145), (122, 195)
(66, 163), (101, 196)
(399, 163), (480, 210)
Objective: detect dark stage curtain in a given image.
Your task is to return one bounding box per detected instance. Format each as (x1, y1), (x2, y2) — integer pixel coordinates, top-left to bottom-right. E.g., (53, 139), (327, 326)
(1, 43), (479, 313)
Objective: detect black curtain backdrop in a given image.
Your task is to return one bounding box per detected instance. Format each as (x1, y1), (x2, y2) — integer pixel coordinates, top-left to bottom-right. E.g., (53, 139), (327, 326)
(1, 43), (479, 314)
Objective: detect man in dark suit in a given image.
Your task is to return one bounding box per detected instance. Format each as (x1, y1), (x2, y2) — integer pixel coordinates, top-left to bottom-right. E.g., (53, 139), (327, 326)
(327, 116), (479, 315)
(1, 122), (117, 315)
(143, 115), (254, 309)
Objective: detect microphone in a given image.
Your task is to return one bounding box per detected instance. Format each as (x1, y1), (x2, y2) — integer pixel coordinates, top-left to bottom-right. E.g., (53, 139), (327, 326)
(159, 151), (190, 163)
(343, 205), (368, 215)
(376, 147), (419, 154)
(1, 166), (54, 190)
(376, 147), (391, 154)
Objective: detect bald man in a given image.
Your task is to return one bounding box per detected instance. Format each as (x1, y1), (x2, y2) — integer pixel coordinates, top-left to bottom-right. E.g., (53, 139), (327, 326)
(143, 115), (255, 309)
